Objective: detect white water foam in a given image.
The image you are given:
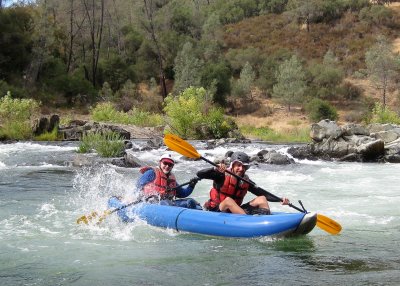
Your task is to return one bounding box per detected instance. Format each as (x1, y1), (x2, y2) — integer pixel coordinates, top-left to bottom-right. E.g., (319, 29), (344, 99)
(0, 142), (77, 153)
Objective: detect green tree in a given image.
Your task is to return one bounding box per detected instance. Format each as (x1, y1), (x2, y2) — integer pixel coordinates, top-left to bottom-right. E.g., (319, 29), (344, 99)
(200, 12), (223, 61)
(308, 50), (344, 99)
(365, 36), (399, 108)
(173, 41), (203, 94)
(286, 0), (324, 32)
(272, 55), (306, 111)
(259, 0), (288, 14)
(231, 61), (256, 99)
(0, 6), (33, 80)
(200, 61), (232, 106)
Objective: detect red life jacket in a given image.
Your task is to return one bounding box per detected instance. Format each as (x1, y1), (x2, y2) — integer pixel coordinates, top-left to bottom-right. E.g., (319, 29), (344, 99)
(140, 166), (177, 199)
(208, 170), (250, 209)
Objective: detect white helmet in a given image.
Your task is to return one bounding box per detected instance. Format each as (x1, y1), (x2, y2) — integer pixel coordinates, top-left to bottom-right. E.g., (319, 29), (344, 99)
(160, 153), (175, 164)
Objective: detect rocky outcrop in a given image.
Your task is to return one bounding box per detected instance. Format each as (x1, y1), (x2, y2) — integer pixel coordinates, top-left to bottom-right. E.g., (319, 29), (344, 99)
(57, 119), (164, 140)
(288, 120), (400, 162)
(33, 115), (60, 135)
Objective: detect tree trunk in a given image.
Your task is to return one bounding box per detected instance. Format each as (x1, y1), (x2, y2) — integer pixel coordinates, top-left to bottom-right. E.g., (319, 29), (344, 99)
(143, 0), (167, 99)
(83, 0), (104, 87)
(66, 0), (74, 73)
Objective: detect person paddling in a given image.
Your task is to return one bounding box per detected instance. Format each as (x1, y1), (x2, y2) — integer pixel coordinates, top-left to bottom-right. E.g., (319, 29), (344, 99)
(137, 153), (200, 209)
(197, 151), (290, 214)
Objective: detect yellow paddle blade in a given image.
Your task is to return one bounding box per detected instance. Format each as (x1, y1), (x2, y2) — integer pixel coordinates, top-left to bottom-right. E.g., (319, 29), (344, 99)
(96, 210), (112, 224)
(317, 214), (342, 235)
(164, 134), (201, 159)
(76, 211), (99, 224)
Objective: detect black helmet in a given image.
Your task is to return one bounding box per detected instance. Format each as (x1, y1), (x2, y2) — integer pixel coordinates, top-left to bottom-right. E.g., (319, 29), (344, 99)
(230, 151), (250, 167)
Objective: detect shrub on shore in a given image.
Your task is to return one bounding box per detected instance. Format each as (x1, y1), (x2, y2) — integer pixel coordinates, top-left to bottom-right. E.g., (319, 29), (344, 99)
(164, 87), (236, 139)
(0, 92), (40, 140)
(77, 131), (125, 157)
(369, 103), (400, 124)
(90, 102), (163, 127)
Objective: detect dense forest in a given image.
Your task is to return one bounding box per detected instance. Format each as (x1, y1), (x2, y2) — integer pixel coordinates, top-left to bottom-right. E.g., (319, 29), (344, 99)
(1, 0), (400, 141)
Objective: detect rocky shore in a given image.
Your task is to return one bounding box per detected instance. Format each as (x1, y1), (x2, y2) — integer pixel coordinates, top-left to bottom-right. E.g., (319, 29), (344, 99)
(30, 115), (400, 167)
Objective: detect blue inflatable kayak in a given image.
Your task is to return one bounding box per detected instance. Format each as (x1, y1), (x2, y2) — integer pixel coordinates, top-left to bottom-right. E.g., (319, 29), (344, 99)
(108, 197), (317, 238)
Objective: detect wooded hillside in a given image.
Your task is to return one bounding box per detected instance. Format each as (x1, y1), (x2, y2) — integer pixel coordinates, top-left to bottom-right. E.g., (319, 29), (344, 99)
(1, 0), (400, 131)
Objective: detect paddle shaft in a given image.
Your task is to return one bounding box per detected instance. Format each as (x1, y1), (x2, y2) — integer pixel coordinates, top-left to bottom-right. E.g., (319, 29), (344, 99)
(200, 156), (305, 213)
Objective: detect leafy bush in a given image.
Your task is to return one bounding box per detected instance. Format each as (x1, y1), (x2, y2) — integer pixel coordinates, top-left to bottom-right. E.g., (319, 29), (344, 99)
(164, 87), (236, 139)
(306, 98), (338, 122)
(90, 102), (163, 127)
(0, 92), (40, 140)
(370, 103), (400, 124)
(77, 131), (125, 157)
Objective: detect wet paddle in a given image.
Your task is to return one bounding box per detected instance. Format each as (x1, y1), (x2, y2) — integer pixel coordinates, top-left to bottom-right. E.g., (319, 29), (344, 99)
(77, 180), (195, 225)
(164, 133), (342, 235)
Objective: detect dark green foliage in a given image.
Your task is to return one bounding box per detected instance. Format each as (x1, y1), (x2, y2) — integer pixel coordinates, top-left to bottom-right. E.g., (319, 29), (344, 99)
(98, 55), (135, 91)
(170, 5), (196, 36)
(200, 61), (232, 106)
(53, 74), (97, 105)
(307, 62), (344, 99)
(0, 80), (25, 98)
(259, 0), (289, 14)
(208, 0), (260, 24)
(256, 50), (292, 93)
(225, 47), (265, 76)
(39, 57), (67, 82)
(0, 7), (33, 80)
(306, 98), (338, 121)
(121, 26), (144, 54)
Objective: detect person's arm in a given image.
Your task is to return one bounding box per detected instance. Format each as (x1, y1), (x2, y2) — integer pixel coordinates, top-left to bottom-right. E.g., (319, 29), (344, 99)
(136, 169), (155, 191)
(249, 185), (287, 203)
(196, 167), (225, 182)
(175, 177), (200, 198)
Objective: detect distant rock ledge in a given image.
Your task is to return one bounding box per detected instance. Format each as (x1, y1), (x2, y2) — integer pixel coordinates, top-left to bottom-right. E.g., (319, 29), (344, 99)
(287, 119), (400, 163)
(32, 115), (164, 140)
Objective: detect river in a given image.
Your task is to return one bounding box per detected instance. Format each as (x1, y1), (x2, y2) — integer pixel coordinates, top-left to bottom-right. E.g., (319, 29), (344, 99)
(0, 141), (399, 286)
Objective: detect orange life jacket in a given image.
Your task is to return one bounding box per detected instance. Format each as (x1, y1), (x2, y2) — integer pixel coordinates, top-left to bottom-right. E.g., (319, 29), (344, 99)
(208, 170), (250, 209)
(140, 166), (177, 199)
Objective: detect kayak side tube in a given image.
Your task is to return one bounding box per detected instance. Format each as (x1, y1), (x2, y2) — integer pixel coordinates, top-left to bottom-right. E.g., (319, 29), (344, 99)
(108, 197), (317, 238)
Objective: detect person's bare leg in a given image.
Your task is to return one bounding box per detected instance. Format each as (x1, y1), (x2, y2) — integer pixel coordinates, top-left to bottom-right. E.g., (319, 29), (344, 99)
(219, 197), (246, 214)
(249, 196), (270, 209)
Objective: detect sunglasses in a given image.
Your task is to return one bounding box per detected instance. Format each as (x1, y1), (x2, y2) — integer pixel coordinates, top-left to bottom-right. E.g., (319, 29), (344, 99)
(162, 161), (174, 167)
